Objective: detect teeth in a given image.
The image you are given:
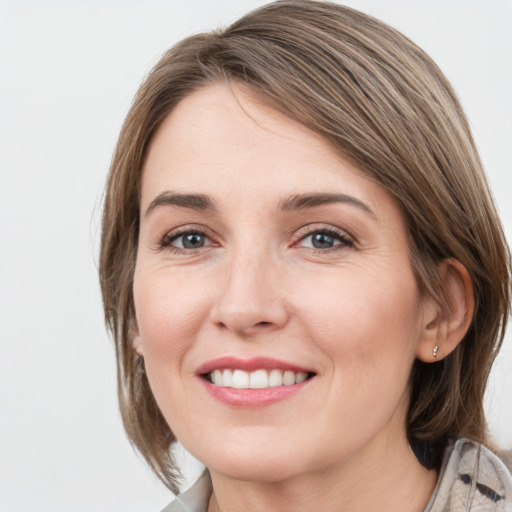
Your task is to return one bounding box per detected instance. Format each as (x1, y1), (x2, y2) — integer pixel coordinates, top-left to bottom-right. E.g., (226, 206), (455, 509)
(249, 369), (268, 389)
(212, 369), (222, 385)
(223, 369), (233, 387)
(283, 370), (295, 386)
(295, 372), (308, 384)
(268, 369), (283, 387)
(208, 369), (309, 389)
(232, 369), (249, 389)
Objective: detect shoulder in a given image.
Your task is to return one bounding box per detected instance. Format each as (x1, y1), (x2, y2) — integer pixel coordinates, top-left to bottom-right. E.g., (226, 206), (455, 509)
(427, 438), (512, 511)
(497, 449), (512, 475)
(159, 446), (512, 512)
(160, 471), (212, 512)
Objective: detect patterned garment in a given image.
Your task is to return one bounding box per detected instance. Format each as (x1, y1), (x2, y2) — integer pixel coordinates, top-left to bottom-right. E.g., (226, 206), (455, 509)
(425, 439), (512, 511)
(162, 438), (512, 512)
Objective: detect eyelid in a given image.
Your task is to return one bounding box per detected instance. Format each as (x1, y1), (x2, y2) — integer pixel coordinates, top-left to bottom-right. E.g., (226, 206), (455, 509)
(169, 231), (212, 249)
(154, 224), (217, 252)
(152, 222), (355, 253)
(293, 223), (355, 249)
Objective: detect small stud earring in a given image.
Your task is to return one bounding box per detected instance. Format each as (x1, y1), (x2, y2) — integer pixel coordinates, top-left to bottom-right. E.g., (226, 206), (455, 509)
(432, 345), (439, 358)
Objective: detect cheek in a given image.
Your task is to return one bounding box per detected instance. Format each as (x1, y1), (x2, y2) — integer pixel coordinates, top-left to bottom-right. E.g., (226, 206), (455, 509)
(300, 272), (422, 441)
(295, 267), (422, 377)
(133, 268), (216, 430)
(133, 268), (211, 367)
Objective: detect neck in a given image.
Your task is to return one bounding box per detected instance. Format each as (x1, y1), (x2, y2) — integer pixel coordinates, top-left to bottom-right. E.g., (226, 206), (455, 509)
(207, 436), (437, 512)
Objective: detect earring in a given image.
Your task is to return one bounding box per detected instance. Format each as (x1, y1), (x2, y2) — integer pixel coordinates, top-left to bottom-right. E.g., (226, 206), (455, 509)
(432, 345), (439, 358)
(137, 355), (144, 367)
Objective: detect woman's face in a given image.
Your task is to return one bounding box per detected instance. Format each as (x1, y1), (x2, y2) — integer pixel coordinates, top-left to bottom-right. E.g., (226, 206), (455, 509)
(134, 83), (431, 482)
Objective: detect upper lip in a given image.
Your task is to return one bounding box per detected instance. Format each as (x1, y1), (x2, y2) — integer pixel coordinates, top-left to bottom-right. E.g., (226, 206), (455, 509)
(196, 356), (314, 375)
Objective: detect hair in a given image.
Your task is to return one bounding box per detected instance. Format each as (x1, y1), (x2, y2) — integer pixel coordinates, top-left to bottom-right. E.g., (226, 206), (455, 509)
(99, 0), (511, 493)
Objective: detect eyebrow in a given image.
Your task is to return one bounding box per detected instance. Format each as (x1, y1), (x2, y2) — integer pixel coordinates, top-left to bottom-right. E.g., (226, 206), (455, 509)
(144, 191), (375, 218)
(279, 193), (375, 217)
(145, 191), (218, 217)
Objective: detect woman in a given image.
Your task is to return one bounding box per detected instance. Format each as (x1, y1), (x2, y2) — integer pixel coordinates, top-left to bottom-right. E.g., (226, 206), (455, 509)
(99, 1), (512, 510)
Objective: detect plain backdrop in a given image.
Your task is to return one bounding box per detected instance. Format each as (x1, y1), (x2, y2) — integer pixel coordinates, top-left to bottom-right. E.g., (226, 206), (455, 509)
(0, 1), (511, 510)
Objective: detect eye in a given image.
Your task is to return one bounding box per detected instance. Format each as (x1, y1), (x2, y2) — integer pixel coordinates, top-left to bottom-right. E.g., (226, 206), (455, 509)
(173, 232), (209, 249)
(297, 228), (353, 250)
(160, 230), (213, 251)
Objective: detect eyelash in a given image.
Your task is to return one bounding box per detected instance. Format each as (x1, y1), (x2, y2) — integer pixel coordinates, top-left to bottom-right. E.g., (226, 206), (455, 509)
(294, 225), (354, 252)
(157, 226), (215, 254)
(156, 225), (354, 254)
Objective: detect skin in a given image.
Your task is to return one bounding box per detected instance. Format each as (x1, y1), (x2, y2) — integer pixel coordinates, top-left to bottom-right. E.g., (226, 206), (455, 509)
(133, 83), (470, 511)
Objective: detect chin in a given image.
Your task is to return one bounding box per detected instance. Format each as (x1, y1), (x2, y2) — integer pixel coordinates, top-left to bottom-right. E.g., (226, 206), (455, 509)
(192, 439), (313, 483)
(210, 457), (306, 483)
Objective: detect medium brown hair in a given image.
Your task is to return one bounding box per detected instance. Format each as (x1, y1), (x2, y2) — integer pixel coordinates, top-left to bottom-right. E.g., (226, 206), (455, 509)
(100, 0), (511, 492)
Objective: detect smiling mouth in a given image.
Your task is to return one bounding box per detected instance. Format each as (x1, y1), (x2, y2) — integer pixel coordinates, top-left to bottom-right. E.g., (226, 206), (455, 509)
(204, 369), (315, 389)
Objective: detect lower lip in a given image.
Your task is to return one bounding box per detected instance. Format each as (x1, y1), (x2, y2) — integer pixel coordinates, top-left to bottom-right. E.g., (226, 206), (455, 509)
(200, 378), (311, 407)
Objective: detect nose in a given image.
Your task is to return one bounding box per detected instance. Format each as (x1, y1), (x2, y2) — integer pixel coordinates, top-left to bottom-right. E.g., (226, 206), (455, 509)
(210, 248), (289, 337)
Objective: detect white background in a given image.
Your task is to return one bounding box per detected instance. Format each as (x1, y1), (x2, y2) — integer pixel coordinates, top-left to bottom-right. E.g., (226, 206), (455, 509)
(0, 1), (511, 510)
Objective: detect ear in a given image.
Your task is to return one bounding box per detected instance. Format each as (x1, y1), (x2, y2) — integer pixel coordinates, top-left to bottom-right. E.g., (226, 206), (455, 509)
(132, 320), (144, 357)
(416, 259), (474, 362)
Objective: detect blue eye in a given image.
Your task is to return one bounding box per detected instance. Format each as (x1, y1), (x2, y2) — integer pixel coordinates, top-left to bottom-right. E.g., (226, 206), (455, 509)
(163, 231), (212, 250)
(298, 229), (353, 250)
(176, 233), (207, 248)
(310, 232), (337, 249)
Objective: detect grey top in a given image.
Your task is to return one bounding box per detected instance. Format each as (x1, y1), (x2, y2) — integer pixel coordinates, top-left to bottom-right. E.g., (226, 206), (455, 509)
(162, 438), (512, 512)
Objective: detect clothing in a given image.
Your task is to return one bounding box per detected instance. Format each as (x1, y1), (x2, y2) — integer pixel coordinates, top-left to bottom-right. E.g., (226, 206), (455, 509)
(162, 471), (212, 512)
(162, 438), (512, 512)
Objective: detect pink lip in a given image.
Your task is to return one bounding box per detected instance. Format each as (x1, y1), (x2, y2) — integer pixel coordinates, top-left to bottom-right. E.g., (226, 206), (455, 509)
(200, 379), (311, 407)
(196, 356), (312, 375)
(196, 356), (315, 407)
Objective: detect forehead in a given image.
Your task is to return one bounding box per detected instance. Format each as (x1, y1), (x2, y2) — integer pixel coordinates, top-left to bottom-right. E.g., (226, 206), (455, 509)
(144, 83), (333, 178)
(141, 82), (399, 223)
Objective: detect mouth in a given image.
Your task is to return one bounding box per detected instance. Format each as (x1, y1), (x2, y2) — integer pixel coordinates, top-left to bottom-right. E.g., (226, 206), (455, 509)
(203, 368), (315, 389)
(196, 356), (317, 399)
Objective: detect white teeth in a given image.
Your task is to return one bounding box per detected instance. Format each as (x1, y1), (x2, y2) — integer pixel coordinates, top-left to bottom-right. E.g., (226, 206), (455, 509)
(295, 372), (308, 384)
(249, 369), (268, 389)
(283, 370), (295, 386)
(268, 369), (283, 387)
(232, 369), (250, 389)
(212, 369), (222, 385)
(223, 368), (233, 387)
(208, 369), (310, 389)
